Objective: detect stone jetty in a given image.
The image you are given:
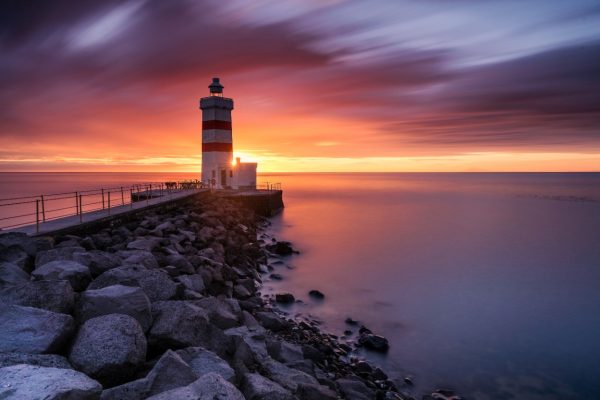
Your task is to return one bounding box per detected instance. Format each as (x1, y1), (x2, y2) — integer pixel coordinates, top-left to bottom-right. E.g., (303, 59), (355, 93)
(0, 192), (407, 400)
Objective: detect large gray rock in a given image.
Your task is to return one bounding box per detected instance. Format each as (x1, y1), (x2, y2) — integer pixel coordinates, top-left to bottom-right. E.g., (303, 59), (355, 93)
(0, 280), (75, 313)
(266, 339), (304, 364)
(0, 364), (102, 400)
(89, 265), (177, 302)
(164, 254), (195, 275)
(35, 246), (86, 267)
(256, 311), (291, 332)
(32, 260), (92, 291)
(0, 262), (29, 288)
(337, 378), (375, 400)
(176, 347), (235, 382)
(261, 358), (319, 392)
(175, 274), (205, 293)
(145, 373), (245, 400)
(76, 285), (152, 331)
(194, 297), (241, 329)
(0, 246), (32, 271)
(0, 305), (74, 354)
(242, 372), (296, 400)
(224, 326), (269, 371)
(72, 250), (122, 276)
(127, 237), (161, 252)
(117, 250), (160, 269)
(0, 352), (72, 369)
(296, 383), (338, 400)
(0, 232), (38, 257)
(100, 350), (197, 400)
(148, 301), (211, 349)
(69, 314), (147, 386)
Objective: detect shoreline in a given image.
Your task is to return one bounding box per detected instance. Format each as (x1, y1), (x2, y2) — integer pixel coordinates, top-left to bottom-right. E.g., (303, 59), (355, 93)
(0, 192), (428, 399)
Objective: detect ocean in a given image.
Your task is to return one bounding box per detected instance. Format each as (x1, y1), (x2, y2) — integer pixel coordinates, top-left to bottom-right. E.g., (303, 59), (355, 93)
(1, 172), (600, 399)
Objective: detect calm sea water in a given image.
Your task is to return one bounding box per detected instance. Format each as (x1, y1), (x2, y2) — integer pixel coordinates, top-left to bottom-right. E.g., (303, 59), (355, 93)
(1, 172), (599, 399)
(259, 173), (600, 400)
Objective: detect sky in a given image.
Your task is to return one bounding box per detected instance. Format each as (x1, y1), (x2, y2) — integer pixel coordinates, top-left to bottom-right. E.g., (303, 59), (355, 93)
(1, 0), (599, 172)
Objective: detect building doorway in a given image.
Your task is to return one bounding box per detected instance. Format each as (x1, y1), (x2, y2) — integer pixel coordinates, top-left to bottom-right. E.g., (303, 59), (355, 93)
(220, 169), (227, 187)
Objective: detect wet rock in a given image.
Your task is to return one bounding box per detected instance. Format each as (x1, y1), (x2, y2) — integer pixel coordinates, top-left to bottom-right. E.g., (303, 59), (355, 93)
(35, 246), (86, 267)
(76, 285), (152, 331)
(0, 305), (74, 354)
(0, 364), (102, 400)
(345, 317), (359, 325)
(296, 382), (338, 400)
(89, 265), (177, 302)
(308, 290), (324, 299)
(69, 314), (147, 386)
(266, 339), (304, 364)
(148, 301), (210, 349)
(255, 311), (290, 332)
(261, 358), (319, 392)
(241, 372), (296, 400)
(337, 378), (375, 400)
(100, 350), (197, 400)
(267, 241), (296, 256)
(0, 262), (29, 288)
(145, 373), (245, 400)
(176, 347), (235, 382)
(358, 334), (390, 352)
(32, 260), (91, 291)
(275, 293), (295, 304)
(0, 280), (75, 313)
(270, 273), (283, 280)
(0, 353), (72, 369)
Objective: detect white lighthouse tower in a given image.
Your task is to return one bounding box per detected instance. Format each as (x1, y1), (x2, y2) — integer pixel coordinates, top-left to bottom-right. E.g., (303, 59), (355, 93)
(200, 78), (256, 189)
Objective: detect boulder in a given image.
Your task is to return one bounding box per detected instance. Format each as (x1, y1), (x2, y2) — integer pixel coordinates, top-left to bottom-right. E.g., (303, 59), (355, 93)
(0, 246), (32, 271)
(117, 250), (159, 269)
(242, 372), (296, 400)
(0, 262), (29, 288)
(256, 312), (290, 332)
(0, 364), (102, 400)
(296, 383), (338, 400)
(0, 232), (38, 256)
(194, 297), (241, 329)
(176, 347), (235, 382)
(72, 250), (122, 276)
(0, 353), (72, 369)
(337, 378), (375, 400)
(261, 358), (319, 392)
(308, 290), (325, 299)
(76, 285), (152, 331)
(0, 305), (74, 354)
(89, 265), (177, 302)
(127, 237), (161, 252)
(145, 373), (245, 400)
(275, 293), (295, 304)
(224, 326), (269, 369)
(267, 241), (296, 255)
(100, 350), (197, 400)
(32, 260), (91, 291)
(266, 339), (304, 364)
(148, 301), (211, 349)
(35, 246), (86, 267)
(0, 280), (75, 313)
(164, 254), (195, 275)
(69, 314), (147, 386)
(358, 333), (390, 352)
(175, 274), (205, 293)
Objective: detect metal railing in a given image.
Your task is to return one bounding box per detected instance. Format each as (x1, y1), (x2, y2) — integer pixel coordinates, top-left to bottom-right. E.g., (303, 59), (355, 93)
(0, 181), (203, 233)
(258, 182), (282, 191)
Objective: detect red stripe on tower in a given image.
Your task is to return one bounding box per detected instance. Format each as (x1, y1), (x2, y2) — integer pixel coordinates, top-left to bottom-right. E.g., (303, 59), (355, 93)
(202, 142), (233, 152)
(202, 120), (232, 130)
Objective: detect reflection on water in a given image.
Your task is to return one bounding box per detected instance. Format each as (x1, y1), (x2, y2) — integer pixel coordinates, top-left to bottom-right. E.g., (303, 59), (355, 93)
(260, 173), (600, 400)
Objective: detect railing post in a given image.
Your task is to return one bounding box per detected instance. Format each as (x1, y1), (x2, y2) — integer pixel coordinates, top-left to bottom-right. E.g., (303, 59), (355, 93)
(108, 192), (111, 215)
(101, 188), (105, 209)
(40, 195), (46, 222)
(79, 195), (83, 223)
(36, 199), (40, 234)
(147, 184), (150, 205)
(121, 186), (124, 205)
(130, 188), (134, 209)
(75, 191), (79, 215)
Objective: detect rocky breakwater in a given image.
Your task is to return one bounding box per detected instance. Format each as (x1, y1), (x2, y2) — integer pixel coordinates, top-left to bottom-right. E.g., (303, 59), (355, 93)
(0, 193), (411, 400)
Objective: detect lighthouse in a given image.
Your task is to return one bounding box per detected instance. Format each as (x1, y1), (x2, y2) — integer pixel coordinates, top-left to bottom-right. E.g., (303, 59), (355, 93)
(200, 78), (256, 189)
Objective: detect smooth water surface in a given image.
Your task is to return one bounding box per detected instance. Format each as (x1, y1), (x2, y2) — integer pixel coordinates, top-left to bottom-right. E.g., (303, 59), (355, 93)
(259, 173), (600, 400)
